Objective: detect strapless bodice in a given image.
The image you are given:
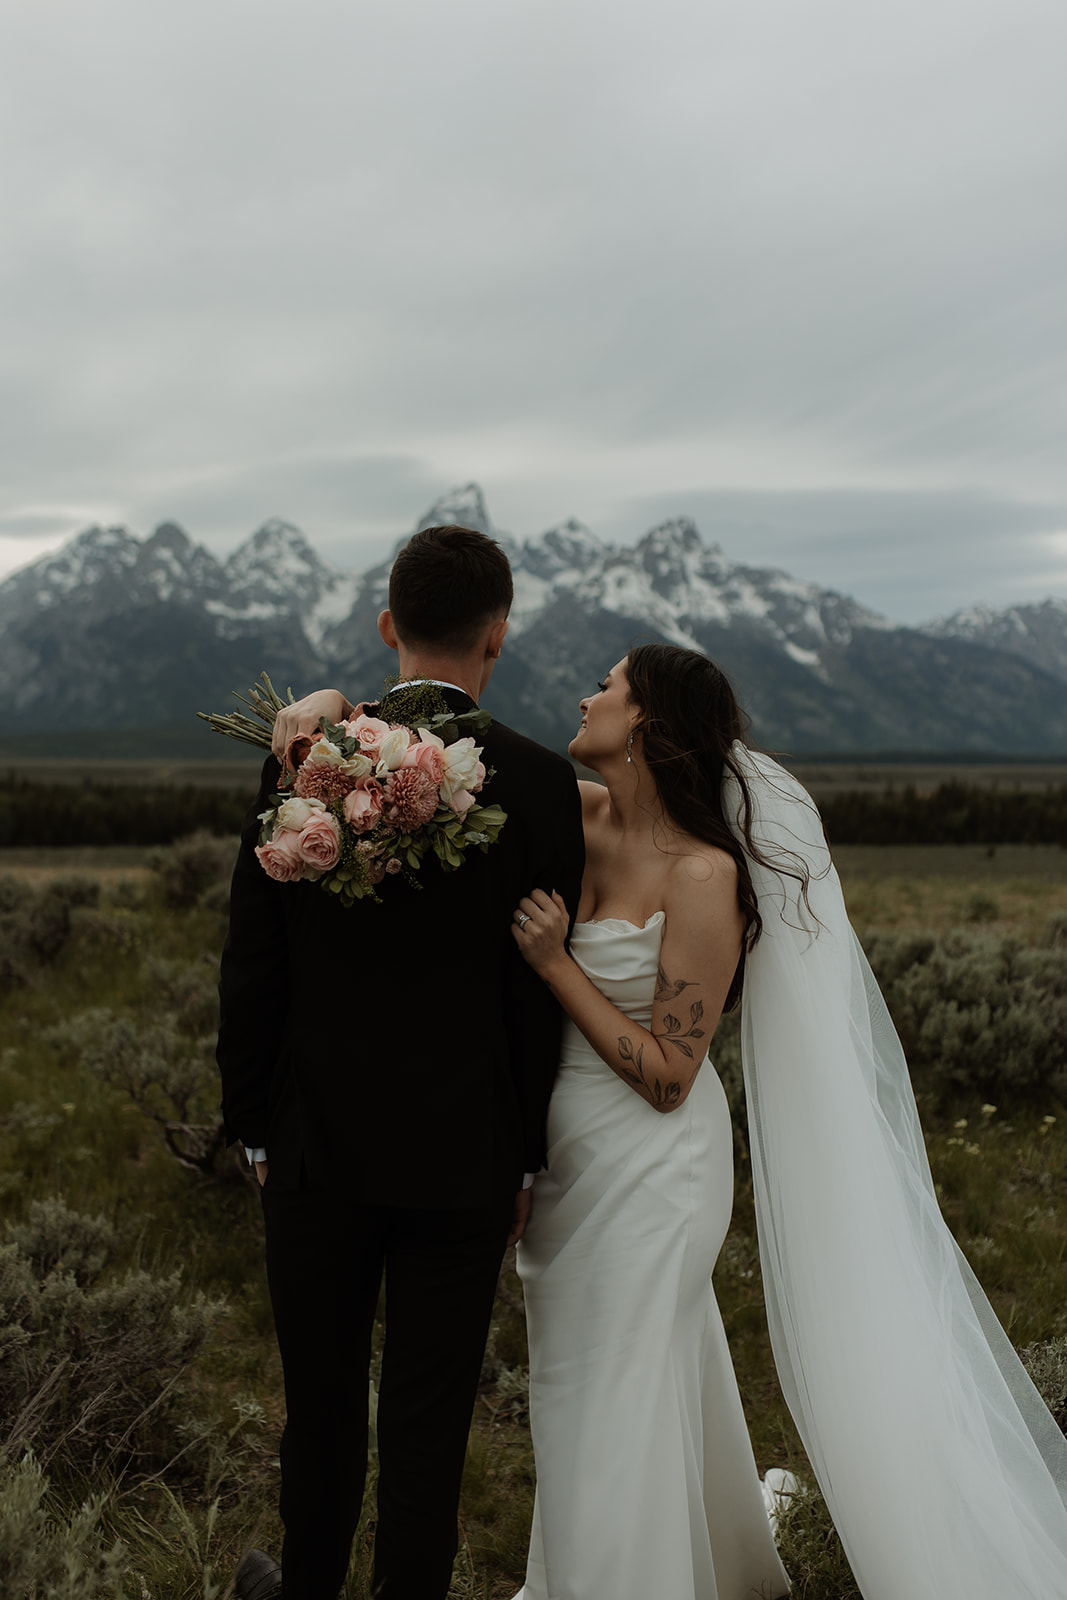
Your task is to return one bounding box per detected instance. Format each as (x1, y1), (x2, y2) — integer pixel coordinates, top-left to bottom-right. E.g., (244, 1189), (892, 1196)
(560, 912), (664, 1068)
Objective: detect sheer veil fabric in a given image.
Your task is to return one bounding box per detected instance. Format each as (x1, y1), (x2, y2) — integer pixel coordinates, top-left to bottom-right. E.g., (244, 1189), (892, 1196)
(727, 746), (1067, 1598)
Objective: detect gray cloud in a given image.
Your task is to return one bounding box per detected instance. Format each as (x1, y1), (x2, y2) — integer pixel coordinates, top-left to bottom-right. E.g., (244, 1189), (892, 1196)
(0, 0), (1065, 615)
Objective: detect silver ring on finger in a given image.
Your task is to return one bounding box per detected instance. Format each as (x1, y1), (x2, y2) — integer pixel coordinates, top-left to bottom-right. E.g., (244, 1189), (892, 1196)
(516, 913), (531, 928)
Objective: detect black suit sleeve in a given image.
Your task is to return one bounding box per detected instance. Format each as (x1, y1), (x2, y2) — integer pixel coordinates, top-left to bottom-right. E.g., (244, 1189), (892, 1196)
(504, 759), (586, 1173)
(216, 756), (290, 1147)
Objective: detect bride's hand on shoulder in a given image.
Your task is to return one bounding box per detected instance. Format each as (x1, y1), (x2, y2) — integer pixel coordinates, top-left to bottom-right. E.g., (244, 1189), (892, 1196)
(271, 689), (353, 766)
(513, 889), (570, 976)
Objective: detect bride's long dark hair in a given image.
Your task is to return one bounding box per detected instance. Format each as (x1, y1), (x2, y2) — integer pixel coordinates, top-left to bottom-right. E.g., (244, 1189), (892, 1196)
(625, 642), (806, 1005)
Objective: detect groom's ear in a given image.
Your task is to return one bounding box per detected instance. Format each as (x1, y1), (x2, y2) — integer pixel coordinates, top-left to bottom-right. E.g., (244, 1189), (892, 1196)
(487, 616), (509, 659)
(378, 609), (400, 650)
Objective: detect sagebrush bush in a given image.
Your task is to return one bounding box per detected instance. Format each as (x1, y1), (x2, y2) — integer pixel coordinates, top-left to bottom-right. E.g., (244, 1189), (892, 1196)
(0, 877), (101, 991)
(1019, 1337), (1067, 1435)
(75, 1013), (228, 1177)
(0, 1452), (126, 1599)
(147, 833), (237, 912)
(863, 926), (1067, 1104)
(0, 1197), (226, 1475)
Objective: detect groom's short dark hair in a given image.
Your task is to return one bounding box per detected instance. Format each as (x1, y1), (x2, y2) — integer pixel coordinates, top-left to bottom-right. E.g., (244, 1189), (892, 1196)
(389, 524), (514, 651)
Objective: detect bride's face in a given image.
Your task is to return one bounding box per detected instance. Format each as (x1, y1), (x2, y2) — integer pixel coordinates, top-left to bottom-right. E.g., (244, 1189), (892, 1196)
(569, 657), (639, 768)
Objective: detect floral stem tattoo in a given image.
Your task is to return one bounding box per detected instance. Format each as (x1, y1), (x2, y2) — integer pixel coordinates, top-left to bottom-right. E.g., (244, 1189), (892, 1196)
(617, 1036), (681, 1108)
(661, 1001), (705, 1058)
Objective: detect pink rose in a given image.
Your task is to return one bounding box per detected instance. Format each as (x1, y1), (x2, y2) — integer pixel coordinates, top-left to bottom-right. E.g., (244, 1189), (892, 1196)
(448, 788), (477, 816)
(256, 831), (306, 883)
(470, 760), (486, 794)
(296, 811), (341, 871)
(344, 714), (392, 758)
(342, 775), (385, 833)
(400, 738), (445, 785)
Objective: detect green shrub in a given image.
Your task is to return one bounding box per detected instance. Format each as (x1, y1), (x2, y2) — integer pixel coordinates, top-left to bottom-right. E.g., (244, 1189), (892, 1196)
(0, 1453), (126, 1599)
(0, 878), (101, 991)
(74, 1014), (227, 1178)
(0, 1198), (226, 1477)
(863, 928), (1067, 1104)
(147, 833), (237, 912)
(1019, 1337), (1067, 1435)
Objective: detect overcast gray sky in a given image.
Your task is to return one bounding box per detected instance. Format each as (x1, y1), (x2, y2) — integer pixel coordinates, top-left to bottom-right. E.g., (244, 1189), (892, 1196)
(1, 0), (1064, 622)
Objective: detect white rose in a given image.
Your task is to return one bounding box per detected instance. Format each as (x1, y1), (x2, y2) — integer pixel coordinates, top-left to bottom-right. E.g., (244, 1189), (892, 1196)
(375, 726), (412, 775)
(275, 795), (326, 831)
(338, 749), (373, 778)
(440, 737), (483, 801)
(306, 737), (344, 768)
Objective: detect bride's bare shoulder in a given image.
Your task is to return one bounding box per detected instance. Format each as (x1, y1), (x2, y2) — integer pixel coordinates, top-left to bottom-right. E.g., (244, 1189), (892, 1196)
(667, 836), (739, 898)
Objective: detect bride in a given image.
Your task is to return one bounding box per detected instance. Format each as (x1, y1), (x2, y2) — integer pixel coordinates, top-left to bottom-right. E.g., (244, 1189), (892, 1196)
(508, 642), (1067, 1600)
(277, 643), (1067, 1599)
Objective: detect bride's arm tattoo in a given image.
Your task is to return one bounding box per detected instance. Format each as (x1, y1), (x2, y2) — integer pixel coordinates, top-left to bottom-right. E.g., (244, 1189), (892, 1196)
(660, 1001), (705, 1059)
(617, 1036), (681, 1109)
(654, 964), (698, 1004)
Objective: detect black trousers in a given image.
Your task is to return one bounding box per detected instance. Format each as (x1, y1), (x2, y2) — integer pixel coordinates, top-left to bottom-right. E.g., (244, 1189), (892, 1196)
(260, 1184), (513, 1600)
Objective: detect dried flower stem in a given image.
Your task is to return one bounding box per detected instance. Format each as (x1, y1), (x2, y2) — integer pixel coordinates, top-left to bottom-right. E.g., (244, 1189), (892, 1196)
(197, 672), (295, 751)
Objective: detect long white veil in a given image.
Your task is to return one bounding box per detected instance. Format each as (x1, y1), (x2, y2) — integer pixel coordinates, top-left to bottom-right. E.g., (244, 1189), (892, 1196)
(725, 745), (1067, 1599)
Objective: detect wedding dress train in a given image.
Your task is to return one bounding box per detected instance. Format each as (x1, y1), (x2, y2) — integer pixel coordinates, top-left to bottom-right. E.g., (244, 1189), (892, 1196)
(515, 914), (789, 1600)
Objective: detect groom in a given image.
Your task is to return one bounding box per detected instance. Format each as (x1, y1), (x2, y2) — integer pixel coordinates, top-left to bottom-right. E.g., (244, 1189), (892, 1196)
(217, 524), (585, 1600)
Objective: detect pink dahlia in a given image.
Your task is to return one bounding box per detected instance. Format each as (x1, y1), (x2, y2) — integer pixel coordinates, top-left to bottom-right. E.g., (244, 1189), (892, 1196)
(293, 762), (355, 803)
(384, 765), (439, 830)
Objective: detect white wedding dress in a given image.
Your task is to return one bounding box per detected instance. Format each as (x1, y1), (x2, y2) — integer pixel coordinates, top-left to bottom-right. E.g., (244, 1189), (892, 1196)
(512, 749), (1067, 1600)
(514, 913), (790, 1600)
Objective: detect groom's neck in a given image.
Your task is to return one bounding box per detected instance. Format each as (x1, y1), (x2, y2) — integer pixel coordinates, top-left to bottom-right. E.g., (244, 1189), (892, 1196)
(392, 649), (483, 704)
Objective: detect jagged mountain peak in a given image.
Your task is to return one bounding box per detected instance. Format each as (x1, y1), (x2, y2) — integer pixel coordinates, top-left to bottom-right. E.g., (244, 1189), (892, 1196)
(637, 516), (706, 556)
(223, 518), (342, 603)
(519, 518), (604, 580)
(145, 520), (193, 551)
(416, 482), (495, 538)
(924, 595), (1067, 683)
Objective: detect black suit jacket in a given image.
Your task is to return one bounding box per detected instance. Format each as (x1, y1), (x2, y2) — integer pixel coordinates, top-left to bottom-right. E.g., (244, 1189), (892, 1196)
(216, 689), (585, 1207)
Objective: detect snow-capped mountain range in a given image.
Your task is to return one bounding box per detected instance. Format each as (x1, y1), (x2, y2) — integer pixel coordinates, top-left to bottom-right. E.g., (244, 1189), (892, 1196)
(2, 484), (1065, 755)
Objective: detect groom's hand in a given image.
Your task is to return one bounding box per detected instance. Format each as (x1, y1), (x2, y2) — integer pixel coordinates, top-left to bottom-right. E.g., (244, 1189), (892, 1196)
(507, 1187), (532, 1247)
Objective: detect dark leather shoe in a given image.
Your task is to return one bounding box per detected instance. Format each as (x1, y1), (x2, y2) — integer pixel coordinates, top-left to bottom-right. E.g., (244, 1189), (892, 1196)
(234, 1548), (283, 1600)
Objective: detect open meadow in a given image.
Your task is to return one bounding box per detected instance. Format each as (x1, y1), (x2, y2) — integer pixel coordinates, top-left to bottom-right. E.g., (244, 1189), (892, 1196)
(0, 826), (1065, 1598)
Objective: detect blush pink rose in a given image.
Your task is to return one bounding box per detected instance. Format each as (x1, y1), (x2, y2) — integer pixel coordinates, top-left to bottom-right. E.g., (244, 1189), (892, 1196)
(256, 831), (306, 882)
(344, 714), (392, 758)
(470, 759), (486, 793)
(342, 775), (385, 833)
(400, 738), (445, 785)
(447, 788), (477, 816)
(296, 811), (342, 870)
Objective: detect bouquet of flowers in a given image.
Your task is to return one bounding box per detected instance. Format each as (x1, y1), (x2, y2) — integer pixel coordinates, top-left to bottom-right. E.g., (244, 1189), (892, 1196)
(199, 674), (507, 904)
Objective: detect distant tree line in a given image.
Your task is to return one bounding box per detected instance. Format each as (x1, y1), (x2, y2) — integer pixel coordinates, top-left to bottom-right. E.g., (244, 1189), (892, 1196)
(819, 781), (1067, 847)
(0, 773), (1065, 849)
(0, 775), (251, 848)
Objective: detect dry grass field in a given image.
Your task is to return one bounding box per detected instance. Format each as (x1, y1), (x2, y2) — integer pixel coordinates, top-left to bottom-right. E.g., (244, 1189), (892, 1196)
(0, 834), (1064, 1597)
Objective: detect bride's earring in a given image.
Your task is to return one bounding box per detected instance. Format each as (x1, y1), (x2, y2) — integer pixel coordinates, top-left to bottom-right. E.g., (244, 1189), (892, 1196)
(626, 730), (634, 764)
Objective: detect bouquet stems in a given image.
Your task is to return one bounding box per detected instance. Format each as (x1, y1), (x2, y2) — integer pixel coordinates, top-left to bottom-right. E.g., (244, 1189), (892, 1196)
(197, 672), (295, 752)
